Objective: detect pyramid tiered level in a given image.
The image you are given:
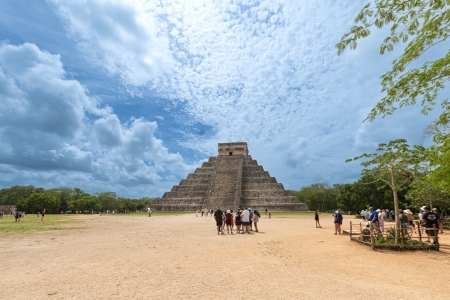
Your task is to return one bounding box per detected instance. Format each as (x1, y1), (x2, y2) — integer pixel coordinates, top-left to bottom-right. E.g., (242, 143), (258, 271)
(151, 142), (309, 211)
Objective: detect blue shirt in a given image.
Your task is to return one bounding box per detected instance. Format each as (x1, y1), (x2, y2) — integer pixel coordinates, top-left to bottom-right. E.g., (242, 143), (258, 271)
(369, 211), (378, 222)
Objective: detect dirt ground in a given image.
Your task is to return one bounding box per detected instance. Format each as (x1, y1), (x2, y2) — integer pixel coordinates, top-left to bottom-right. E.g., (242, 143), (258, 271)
(1, 213), (449, 300)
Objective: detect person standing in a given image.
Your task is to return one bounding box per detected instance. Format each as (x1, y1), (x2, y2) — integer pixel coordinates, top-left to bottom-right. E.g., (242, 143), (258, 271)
(333, 209), (343, 235)
(195, 209), (199, 217)
(241, 207), (250, 234)
(368, 207), (380, 234)
(253, 212), (259, 232)
(422, 206), (441, 244)
(41, 209), (46, 221)
(315, 210), (322, 228)
(265, 208), (268, 217)
(235, 210), (242, 234)
(201, 209), (204, 217)
(214, 207), (224, 235)
(225, 210), (233, 234)
(248, 208), (254, 231)
(378, 209), (385, 232)
(147, 208), (152, 217)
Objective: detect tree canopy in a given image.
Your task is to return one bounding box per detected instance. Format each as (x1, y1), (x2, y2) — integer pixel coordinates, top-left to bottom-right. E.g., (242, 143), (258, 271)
(337, 0), (450, 123)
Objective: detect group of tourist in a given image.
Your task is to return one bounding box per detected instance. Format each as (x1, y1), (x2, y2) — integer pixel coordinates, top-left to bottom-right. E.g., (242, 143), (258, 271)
(211, 207), (260, 235)
(360, 206), (443, 244)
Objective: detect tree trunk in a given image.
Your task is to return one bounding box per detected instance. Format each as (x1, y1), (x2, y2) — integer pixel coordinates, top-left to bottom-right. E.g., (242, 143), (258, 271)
(393, 188), (400, 244)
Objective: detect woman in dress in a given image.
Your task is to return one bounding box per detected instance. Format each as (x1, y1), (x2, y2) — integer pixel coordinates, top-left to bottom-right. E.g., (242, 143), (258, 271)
(315, 210), (322, 228)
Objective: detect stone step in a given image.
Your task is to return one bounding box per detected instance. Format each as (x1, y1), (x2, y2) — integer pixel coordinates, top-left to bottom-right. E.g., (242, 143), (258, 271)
(241, 190), (292, 197)
(187, 173), (213, 180)
(171, 185), (209, 192)
(179, 179), (210, 185)
(163, 191), (208, 198)
(194, 167), (214, 173)
(241, 177), (277, 184)
(240, 183), (284, 190)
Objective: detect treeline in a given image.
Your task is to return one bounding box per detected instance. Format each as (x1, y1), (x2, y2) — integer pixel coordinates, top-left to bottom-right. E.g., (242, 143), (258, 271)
(292, 172), (449, 215)
(0, 186), (157, 214)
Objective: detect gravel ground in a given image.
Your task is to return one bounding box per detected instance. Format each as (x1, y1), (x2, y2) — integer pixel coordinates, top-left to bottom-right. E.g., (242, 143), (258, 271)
(1, 213), (449, 300)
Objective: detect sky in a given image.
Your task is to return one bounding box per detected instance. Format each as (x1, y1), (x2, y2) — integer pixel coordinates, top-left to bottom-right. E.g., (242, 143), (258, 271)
(0, 0), (446, 198)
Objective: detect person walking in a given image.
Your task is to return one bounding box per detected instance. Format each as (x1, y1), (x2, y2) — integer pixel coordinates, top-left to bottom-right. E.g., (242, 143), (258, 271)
(315, 210), (322, 228)
(333, 209), (343, 235)
(214, 207), (224, 235)
(41, 209), (46, 221)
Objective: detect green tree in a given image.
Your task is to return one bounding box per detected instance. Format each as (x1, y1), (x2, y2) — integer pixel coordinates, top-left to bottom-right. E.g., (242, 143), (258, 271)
(291, 183), (339, 211)
(0, 185), (38, 205)
(17, 193), (60, 214)
(97, 192), (118, 211)
(337, 0), (450, 122)
(346, 139), (415, 243)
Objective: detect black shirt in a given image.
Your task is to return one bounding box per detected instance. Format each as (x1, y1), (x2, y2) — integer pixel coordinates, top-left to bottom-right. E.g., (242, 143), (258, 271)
(422, 212), (439, 228)
(214, 210), (223, 221)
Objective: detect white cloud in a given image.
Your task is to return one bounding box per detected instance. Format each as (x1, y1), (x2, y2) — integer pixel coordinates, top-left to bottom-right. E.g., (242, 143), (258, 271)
(48, 0), (442, 190)
(0, 43), (193, 195)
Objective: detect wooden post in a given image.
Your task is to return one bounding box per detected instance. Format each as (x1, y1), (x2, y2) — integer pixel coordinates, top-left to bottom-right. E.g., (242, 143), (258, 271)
(417, 221), (422, 243)
(350, 221), (352, 240)
(400, 224), (405, 247)
(434, 224), (440, 251)
(370, 231), (375, 250)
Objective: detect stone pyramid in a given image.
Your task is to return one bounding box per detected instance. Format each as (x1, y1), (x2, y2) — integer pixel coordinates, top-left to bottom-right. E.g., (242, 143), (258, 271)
(151, 142), (309, 211)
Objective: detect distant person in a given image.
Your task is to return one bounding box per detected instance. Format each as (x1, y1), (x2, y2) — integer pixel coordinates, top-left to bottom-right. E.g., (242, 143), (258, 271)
(41, 209), (46, 221)
(235, 210), (242, 234)
(253, 211), (259, 232)
(315, 210), (322, 228)
(422, 206), (441, 244)
(265, 208), (268, 217)
(378, 209), (385, 232)
(214, 207), (224, 235)
(201, 209), (204, 217)
(225, 210), (233, 234)
(333, 209), (343, 235)
(390, 210), (395, 221)
(368, 207), (380, 234)
(248, 208), (254, 231)
(196, 209), (199, 217)
(241, 207), (250, 234)
(210, 208), (213, 217)
(230, 210), (235, 232)
(432, 208), (444, 234)
(37, 211), (40, 217)
(404, 209), (416, 234)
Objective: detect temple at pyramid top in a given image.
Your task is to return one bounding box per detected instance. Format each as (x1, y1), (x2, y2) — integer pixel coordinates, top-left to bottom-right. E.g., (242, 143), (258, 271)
(218, 142), (248, 156)
(151, 142), (308, 212)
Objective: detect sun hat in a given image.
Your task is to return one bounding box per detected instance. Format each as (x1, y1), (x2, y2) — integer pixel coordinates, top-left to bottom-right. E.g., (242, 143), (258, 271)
(226, 210), (230, 213)
(369, 207), (374, 210)
(404, 209), (413, 215)
(376, 209), (381, 213)
(432, 208), (438, 211)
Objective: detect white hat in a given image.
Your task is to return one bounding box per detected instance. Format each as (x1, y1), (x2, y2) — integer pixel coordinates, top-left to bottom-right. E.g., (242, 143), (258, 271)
(226, 210), (230, 213)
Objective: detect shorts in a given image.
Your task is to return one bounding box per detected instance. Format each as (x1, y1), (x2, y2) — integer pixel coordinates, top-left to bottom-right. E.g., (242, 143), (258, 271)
(226, 220), (231, 226)
(235, 221), (242, 226)
(242, 221), (249, 226)
(216, 221), (222, 227)
(409, 221), (415, 227)
(426, 228), (437, 236)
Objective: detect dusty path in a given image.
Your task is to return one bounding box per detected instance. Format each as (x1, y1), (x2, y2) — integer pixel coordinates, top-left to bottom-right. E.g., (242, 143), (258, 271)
(1, 214), (449, 299)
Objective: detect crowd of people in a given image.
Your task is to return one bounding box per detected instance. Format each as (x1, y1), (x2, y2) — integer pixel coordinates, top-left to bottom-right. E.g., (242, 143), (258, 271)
(358, 206), (444, 244)
(198, 207), (262, 235)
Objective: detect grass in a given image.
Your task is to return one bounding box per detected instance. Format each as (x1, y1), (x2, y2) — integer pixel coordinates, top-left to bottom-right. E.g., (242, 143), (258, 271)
(0, 214), (82, 235)
(101, 211), (193, 217)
